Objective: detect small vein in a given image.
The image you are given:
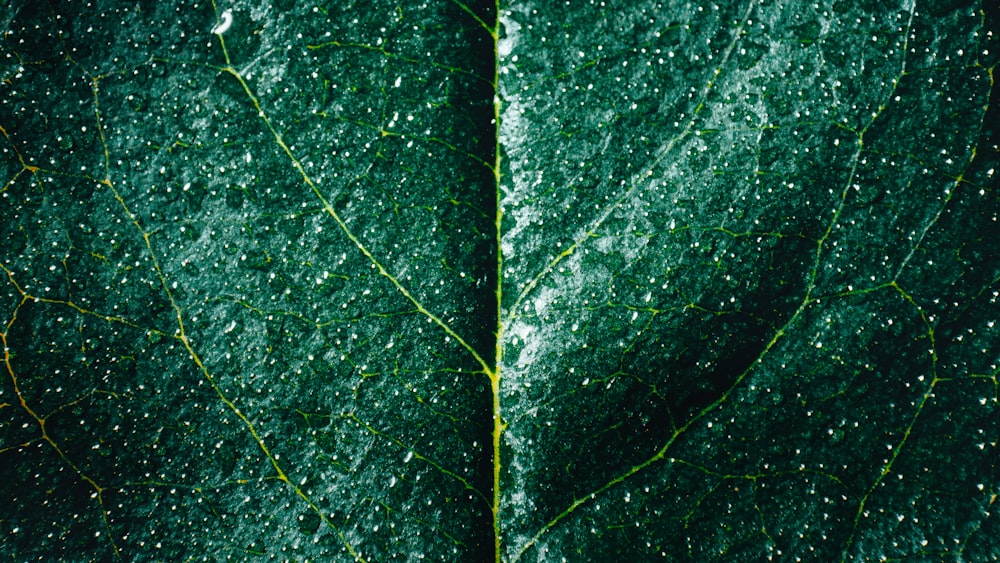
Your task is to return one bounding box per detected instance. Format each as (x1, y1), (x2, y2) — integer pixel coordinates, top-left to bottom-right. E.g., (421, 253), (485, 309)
(218, 64), (493, 380)
(306, 40), (486, 83)
(0, 291), (121, 559)
(449, 0), (496, 37)
(504, 0), (756, 327)
(344, 412), (492, 508)
(65, 39), (372, 561)
(838, 282), (939, 563)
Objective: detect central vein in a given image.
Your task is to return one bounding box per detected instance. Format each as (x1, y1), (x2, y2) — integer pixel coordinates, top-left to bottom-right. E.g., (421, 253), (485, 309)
(490, 2), (504, 561)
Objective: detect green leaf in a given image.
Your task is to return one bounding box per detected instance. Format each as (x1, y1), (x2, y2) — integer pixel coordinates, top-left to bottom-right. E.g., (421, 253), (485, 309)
(1, 1), (496, 560)
(498, 1), (1000, 560)
(1, 1), (998, 562)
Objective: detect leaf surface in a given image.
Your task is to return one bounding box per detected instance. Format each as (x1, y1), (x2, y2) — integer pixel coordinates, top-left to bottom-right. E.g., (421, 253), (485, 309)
(1, 1), (496, 560)
(1, 0), (998, 561)
(498, 1), (1000, 560)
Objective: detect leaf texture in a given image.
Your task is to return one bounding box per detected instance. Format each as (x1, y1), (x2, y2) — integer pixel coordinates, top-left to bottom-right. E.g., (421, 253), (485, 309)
(1, 0), (998, 561)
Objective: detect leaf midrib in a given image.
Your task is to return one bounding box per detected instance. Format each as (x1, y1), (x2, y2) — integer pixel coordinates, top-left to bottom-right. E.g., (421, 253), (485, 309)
(220, 1), (760, 559)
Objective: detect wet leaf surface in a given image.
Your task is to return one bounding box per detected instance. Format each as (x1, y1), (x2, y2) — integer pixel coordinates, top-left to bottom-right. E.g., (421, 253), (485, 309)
(1, 1), (998, 561)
